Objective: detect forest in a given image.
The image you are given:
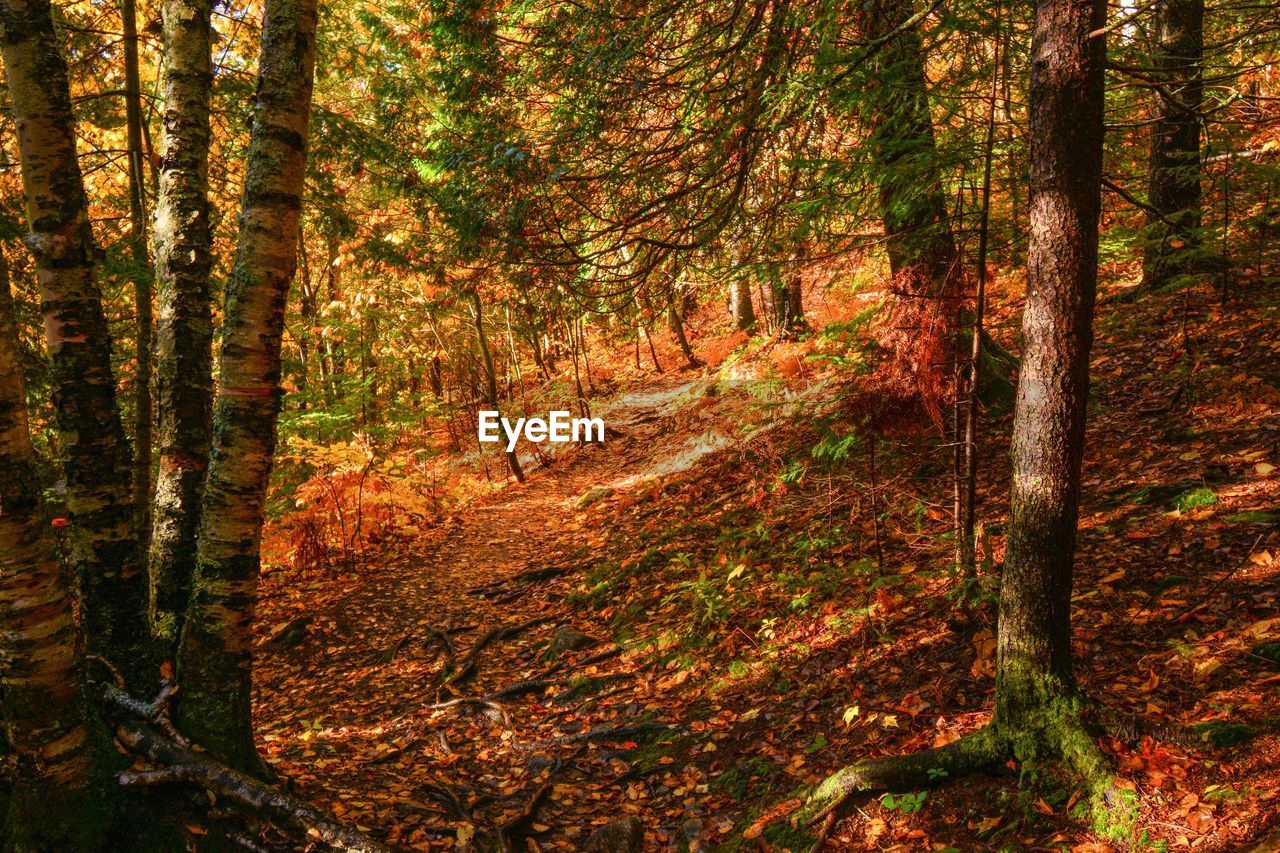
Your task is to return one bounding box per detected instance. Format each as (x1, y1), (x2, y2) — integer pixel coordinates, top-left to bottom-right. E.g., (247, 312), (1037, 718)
(0, 0), (1278, 849)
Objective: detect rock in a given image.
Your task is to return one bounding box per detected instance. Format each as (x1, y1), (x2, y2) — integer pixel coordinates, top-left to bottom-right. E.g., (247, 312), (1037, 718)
(575, 486), (615, 509)
(546, 626), (598, 660)
(581, 817), (643, 853)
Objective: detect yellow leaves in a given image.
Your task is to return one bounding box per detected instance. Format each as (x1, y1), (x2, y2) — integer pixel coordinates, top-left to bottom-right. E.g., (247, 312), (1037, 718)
(1193, 656), (1223, 681)
(970, 815), (1001, 834)
(1246, 617), (1278, 639)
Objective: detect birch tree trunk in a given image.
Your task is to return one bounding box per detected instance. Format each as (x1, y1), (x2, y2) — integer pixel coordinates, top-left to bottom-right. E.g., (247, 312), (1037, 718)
(729, 277), (756, 331)
(149, 0), (216, 652)
(175, 0), (318, 773)
(0, 0), (154, 694)
(0, 250), (102, 848)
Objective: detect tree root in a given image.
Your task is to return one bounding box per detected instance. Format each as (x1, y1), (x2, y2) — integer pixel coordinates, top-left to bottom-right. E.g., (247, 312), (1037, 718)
(499, 783), (551, 852)
(469, 565), (572, 599)
(800, 700), (1144, 849)
(799, 727), (1002, 826)
(536, 721), (680, 748)
(486, 677), (566, 701)
(427, 697), (511, 726)
(100, 684), (392, 852)
(443, 617), (555, 686)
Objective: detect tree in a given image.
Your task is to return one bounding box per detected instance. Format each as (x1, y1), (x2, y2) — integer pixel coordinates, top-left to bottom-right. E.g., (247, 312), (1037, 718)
(0, 0), (154, 695)
(149, 0), (217, 651)
(121, 0), (154, 548)
(729, 277), (756, 331)
(805, 0), (1123, 826)
(470, 286), (525, 482)
(175, 0), (318, 774)
(1141, 0), (1205, 291)
(862, 0), (960, 402)
(0, 249), (100, 848)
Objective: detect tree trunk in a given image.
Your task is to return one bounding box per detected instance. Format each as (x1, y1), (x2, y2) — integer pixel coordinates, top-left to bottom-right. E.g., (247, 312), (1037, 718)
(0, 0), (154, 694)
(995, 0), (1107, 740)
(175, 0), (317, 774)
(668, 293), (700, 369)
(729, 277), (755, 331)
(149, 0), (216, 652)
(1141, 0), (1204, 291)
(862, 0), (959, 403)
(470, 289), (525, 483)
(122, 0), (154, 553)
(0, 249), (102, 848)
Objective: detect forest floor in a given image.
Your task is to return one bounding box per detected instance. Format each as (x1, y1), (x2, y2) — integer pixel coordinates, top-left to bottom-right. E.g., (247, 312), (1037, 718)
(255, 278), (1280, 852)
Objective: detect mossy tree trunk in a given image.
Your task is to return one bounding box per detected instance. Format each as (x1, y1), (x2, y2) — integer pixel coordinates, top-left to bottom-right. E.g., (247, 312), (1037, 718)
(996, 0), (1107, 731)
(0, 0), (154, 695)
(175, 0), (317, 774)
(149, 0), (216, 653)
(0, 250), (104, 849)
(1141, 0), (1204, 291)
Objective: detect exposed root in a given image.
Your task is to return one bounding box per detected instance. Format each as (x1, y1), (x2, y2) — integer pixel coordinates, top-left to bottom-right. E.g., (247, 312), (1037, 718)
(445, 617), (555, 686)
(469, 565), (573, 599)
(102, 684), (392, 852)
(801, 695), (1149, 850)
(427, 697), (511, 726)
(486, 678), (565, 701)
(499, 783), (552, 851)
(799, 727), (1002, 826)
(536, 721), (679, 748)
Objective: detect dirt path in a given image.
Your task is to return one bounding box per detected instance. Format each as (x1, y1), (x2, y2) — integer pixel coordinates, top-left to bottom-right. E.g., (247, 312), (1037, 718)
(256, 379), (709, 850)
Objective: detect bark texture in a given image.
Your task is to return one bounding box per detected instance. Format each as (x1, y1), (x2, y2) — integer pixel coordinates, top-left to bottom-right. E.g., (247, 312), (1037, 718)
(802, 2), (1123, 827)
(995, 0), (1106, 731)
(470, 288), (525, 482)
(149, 0), (216, 651)
(0, 252), (101, 848)
(175, 0), (317, 773)
(729, 277), (755, 331)
(1141, 0), (1204, 290)
(862, 0), (959, 404)
(123, 0), (154, 556)
(0, 0), (153, 694)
